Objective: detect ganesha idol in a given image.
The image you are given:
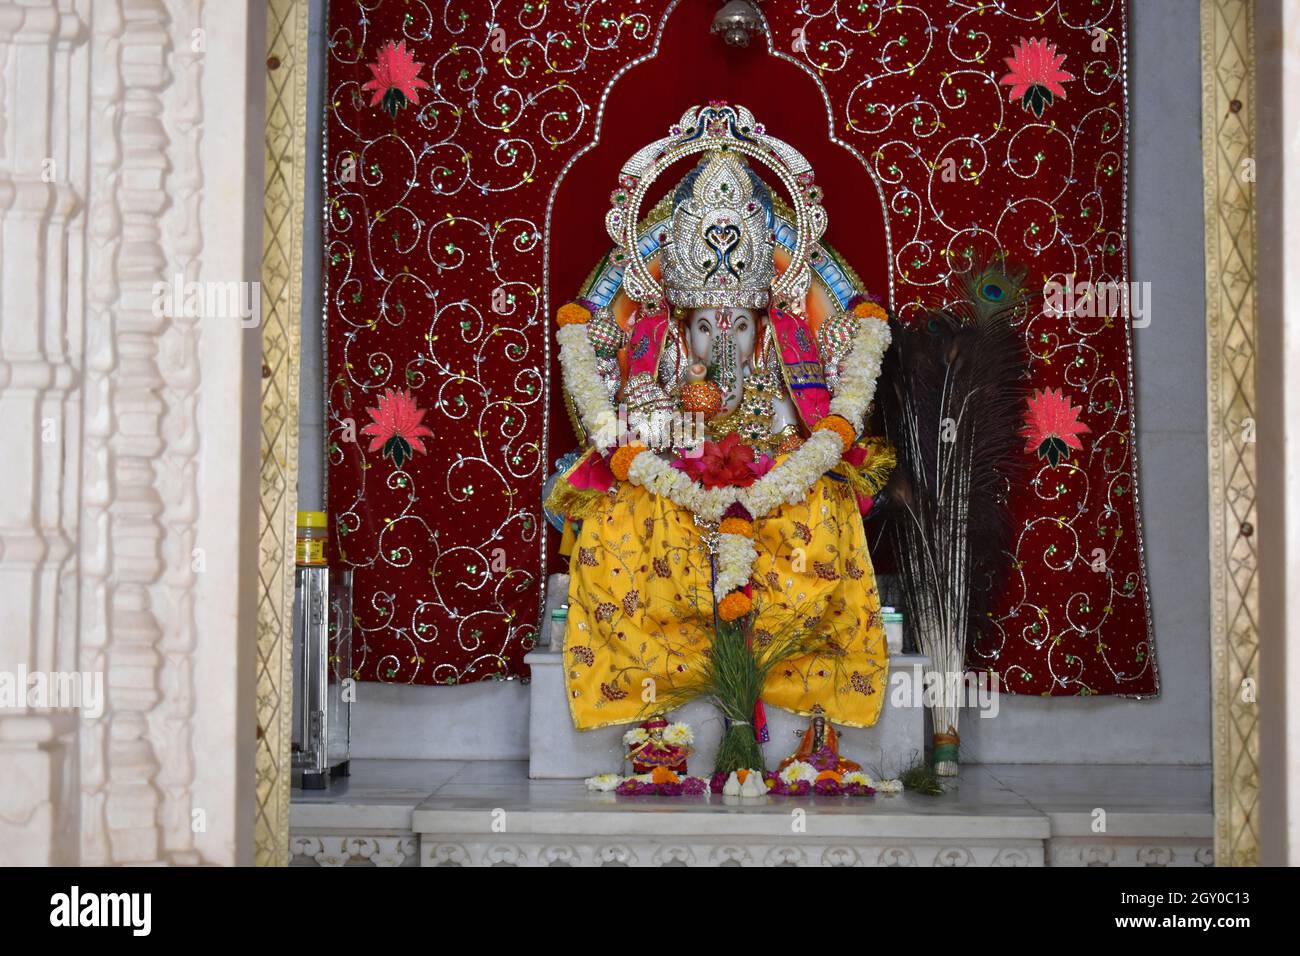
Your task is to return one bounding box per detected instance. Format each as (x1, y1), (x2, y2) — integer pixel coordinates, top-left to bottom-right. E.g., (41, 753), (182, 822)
(547, 103), (895, 734)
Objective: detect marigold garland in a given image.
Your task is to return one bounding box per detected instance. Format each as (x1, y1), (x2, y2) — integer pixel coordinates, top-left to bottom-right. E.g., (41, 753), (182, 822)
(608, 442), (646, 481)
(556, 302), (592, 327)
(718, 516), (754, 537)
(717, 590), (753, 622)
(562, 319), (887, 523)
(813, 414), (856, 451)
(557, 300), (890, 615)
(853, 300), (889, 322)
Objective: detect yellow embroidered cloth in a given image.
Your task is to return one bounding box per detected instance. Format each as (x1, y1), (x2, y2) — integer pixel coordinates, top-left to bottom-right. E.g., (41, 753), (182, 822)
(563, 472), (888, 731)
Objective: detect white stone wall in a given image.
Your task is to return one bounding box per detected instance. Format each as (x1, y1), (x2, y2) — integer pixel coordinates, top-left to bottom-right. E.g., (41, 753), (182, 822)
(0, 0), (263, 866)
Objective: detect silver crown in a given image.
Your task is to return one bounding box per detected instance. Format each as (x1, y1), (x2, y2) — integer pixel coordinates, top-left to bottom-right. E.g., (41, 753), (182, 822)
(605, 103), (827, 313)
(661, 152), (774, 309)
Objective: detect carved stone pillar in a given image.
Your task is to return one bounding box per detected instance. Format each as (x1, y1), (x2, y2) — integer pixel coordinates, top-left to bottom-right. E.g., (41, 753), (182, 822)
(0, 0), (263, 866)
(0, 0), (88, 868)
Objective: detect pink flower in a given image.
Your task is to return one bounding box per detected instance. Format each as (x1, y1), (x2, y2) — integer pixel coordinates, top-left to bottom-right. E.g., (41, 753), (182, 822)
(723, 501), (754, 521)
(567, 450), (614, 493)
(360, 388), (434, 468)
(809, 745), (839, 772)
(672, 433), (774, 489)
(362, 40), (430, 118)
(680, 777), (708, 796)
(1021, 387), (1091, 466)
(999, 37), (1075, 117)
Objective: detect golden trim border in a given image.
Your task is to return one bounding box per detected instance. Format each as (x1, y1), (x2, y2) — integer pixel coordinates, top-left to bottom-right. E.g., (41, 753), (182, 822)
(1201, 0), (1259, 867)
(244, 2), (1256, 867)
(256, 0), (310, 867)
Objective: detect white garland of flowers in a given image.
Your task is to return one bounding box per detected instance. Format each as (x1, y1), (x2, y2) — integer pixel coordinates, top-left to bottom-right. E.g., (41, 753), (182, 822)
(830, 317), (891, 432)
(557, 314), (891, 598)
(713, 532), (759, 600)
(558, 323), (621, 448)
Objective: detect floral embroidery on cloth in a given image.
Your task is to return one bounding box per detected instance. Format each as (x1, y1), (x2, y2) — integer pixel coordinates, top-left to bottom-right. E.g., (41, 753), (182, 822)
(564, 474), (888, 731)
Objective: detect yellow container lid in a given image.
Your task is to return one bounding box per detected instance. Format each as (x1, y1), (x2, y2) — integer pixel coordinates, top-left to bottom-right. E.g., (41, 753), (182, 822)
(296, 510), (328, 529)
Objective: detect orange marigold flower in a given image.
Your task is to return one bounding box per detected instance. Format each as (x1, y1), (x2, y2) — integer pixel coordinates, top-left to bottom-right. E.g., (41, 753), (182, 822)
(556, 302), (592, 327)
(813, 414), (856, 451)
(608, 443), (646, 481)
(852, 300), (889, 322)
(719, 516), (754, 537)
(651, 766), (680, 785)
(735, 769), (749, 784)
(717, 590), (753, 622)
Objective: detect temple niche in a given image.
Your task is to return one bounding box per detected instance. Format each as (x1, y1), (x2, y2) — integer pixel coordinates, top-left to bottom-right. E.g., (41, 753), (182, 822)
(297, 0), (1222, 868)
(0, 0), (1281, 877)
(550, 106), (895, 753)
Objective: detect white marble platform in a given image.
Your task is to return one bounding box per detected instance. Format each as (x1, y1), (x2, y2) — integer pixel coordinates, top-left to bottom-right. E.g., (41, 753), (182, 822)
(526, 647), (932, 779)
(289, 759), (1213, 867)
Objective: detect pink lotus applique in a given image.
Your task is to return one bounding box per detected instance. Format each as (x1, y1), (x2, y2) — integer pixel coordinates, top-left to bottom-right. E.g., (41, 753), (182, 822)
(1021, 387), (1091, 466)
(361, 388), (434, 468)
(999, 37), (1075, 118)
(362, 40), (430, 118)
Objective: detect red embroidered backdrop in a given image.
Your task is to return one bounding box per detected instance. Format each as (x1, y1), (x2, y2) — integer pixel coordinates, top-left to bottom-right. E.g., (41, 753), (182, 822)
(325, 0), (1156, 696)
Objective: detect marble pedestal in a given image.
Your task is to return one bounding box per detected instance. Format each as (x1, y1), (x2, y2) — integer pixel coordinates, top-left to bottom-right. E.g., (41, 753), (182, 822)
(525, 647), (931, 779)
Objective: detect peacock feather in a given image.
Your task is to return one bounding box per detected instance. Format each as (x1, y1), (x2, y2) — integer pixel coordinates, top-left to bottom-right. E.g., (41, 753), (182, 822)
(877, 253), (1031, 727)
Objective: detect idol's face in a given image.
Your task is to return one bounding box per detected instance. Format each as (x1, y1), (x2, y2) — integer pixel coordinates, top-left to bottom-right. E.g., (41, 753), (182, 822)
(687, 307), (757, 366)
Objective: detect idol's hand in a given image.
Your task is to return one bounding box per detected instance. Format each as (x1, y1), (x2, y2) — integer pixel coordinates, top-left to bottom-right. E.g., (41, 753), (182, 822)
(771, 389), (799, 434)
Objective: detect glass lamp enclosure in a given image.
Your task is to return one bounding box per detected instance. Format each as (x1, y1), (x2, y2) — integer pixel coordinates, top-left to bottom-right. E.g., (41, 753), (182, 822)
(291, 567), (353, 789)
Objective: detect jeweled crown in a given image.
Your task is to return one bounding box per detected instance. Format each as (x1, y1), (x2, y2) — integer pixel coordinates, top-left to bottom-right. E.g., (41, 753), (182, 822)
(661, 151), (774, 309)
(605, 103), (827, 313)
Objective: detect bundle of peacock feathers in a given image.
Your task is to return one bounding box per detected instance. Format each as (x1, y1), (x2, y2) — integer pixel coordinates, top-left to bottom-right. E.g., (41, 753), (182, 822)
(877, 255), (1031, 774)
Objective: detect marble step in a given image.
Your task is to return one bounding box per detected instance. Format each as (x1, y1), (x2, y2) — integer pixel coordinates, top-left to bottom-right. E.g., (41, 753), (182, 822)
(289, 759), (1215, 867)
(525, 647), (931, 779)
